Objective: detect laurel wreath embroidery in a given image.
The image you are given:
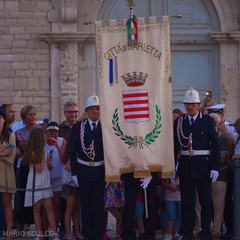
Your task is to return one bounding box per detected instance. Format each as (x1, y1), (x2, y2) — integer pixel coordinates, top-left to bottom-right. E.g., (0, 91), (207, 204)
(112, 105), (162, 149)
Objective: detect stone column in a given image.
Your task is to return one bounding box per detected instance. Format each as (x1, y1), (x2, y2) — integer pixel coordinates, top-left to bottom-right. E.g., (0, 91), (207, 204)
(41, 33), (94, 122)
(229, 32), (240, 119)
(43, 0), (97, 122)
(59, 43), (78, 108)
(42, 0), (80, 123)
(210, 32), (240, 122)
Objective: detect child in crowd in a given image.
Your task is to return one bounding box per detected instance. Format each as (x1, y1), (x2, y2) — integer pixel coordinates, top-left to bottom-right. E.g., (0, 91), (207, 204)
(45, 122), (66, 230)
(23, 128), (59, 240)
(104, 181), (125, 239)
(62, 141), (82, 240)
(160, 163), (181, 240)
(134, 191), (144, 240)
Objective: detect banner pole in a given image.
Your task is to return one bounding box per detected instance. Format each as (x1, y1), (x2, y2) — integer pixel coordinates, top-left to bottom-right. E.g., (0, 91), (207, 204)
(144, 188), (149, 218)
(126, 0), (135, 15)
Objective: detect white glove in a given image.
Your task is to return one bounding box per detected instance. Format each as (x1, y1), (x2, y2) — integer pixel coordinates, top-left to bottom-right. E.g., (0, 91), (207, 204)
(140, 176), (153, 189)
(210, 170), (219, 183)
(71, 175), (79, 187)
(105, 182), (109, 189)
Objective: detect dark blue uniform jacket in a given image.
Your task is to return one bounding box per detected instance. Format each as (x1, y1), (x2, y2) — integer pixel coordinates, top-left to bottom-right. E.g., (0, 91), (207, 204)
(70, 118), (105, 182)
(174, 112), (220, 179)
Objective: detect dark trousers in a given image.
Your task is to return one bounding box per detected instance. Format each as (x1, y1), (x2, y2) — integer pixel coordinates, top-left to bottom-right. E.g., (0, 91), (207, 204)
(121, 173), (158, 240)
(179, 177), (212, 240)
(19, 165), (34, 224)
(223, 171), (233, 234)
(79, 180), (105, 240)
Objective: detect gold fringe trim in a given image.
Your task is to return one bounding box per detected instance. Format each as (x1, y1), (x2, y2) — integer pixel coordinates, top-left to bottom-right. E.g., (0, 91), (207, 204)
(105, 175), (121, 182)
(104, 166), (175, 182)
(148, 164), (162, 172)
(119, 166), (135, 174)
(162, 171), (175, 178)
(133, 170), (151, 178)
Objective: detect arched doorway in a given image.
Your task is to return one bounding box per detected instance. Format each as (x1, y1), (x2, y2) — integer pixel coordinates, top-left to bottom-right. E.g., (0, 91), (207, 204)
(96, 0), (220, 111)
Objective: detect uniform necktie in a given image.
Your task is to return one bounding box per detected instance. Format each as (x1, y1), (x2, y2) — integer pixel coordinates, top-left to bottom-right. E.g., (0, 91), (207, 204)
(92, 122), (97, 135)
(190, 117), (195, 125)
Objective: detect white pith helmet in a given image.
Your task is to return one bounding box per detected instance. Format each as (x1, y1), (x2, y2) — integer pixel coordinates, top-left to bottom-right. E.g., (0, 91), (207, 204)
(85, 94), (100, 110)
(183, 87), (201, 104)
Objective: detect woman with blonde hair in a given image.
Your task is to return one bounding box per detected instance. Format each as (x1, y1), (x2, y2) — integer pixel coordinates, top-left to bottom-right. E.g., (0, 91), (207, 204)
(15, 105), (45, 230)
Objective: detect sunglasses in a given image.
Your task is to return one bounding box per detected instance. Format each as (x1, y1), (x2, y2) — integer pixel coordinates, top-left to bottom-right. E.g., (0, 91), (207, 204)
(207, 109), (223, 114)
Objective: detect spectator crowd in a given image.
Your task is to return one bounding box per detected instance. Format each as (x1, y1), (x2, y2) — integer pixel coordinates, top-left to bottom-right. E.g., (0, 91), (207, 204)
(0, 88), (239, 240)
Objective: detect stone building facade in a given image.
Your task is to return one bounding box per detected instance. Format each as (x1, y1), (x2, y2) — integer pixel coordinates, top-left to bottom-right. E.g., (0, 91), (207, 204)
(0, 0), (239, 123)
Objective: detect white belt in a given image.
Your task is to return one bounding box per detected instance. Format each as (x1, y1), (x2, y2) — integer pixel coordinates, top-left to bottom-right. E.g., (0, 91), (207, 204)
(181, 150), (211, 156)
(77, 158), (104, 167)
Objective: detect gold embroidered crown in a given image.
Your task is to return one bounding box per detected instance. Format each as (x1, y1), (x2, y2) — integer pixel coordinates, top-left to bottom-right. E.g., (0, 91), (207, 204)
(121, 71), (148, 87)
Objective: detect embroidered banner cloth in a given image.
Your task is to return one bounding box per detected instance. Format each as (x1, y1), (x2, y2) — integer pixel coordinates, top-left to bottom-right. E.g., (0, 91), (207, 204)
(95, 16), (175, 181)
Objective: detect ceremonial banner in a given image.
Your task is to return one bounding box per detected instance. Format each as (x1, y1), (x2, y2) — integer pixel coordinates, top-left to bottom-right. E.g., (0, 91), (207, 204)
(95, 16), (175, 181)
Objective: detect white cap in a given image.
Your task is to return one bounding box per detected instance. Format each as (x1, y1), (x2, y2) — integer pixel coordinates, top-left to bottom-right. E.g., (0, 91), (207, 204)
(85, 94), (100, 110)
(206, 103), (225, 111)
(183, 87), (201, 104)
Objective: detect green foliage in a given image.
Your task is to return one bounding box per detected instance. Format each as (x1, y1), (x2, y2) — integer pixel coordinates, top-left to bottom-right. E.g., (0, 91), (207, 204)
(112, 105), (162, 149)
